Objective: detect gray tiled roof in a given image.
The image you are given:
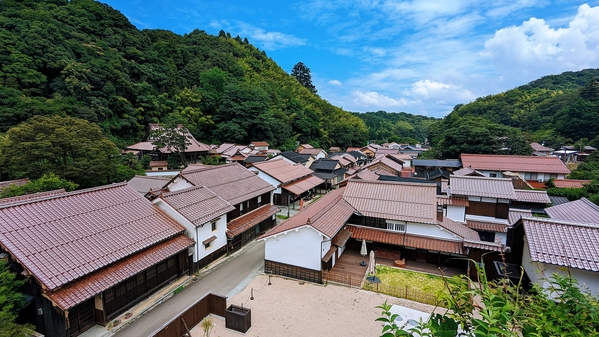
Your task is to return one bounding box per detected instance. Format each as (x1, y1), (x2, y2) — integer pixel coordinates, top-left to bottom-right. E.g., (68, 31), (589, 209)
(460, 153), (570, 174)
(514, 189), (551, 204)
(523, 217), (599, 271)
(545, 197), (599, 225)
(162, 186), (234, 226)
(450, 175), (517, 199)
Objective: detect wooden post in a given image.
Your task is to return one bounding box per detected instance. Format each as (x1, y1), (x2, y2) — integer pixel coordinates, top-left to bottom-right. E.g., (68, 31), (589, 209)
(182, 317), (191, 337)
(405, 286), (408, 299)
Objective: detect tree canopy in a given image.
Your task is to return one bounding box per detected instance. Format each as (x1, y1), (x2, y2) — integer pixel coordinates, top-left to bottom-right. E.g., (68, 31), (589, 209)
(291, 62), (317, 94)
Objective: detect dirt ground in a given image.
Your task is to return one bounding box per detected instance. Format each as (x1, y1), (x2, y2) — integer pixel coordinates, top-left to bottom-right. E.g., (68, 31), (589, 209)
(190, 274), (446, 337)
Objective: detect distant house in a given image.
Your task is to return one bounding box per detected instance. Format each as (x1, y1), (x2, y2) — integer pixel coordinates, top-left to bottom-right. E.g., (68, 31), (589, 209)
(249, 159), (324, 206)
(0, 183), (193, 336)
(362, 154), (405, 177)
(310, 158), (348, 189)
(149, 160), (169, 171)
(530, 142), (554, 156)
(250, 141), (270, 151)
(329, 146), (342, 153)
(452, 167), (485, 177)
(270, 151), (315, 168)
(297, 147), (327, 160)
(157, 163), (278, 256)
(511, 217), (599, 295)
(127, 175), (170, 195)
(551, 179), (591, 189)
(460, 154), (570, 182)
(413, 159), (461, 178)
(126, 123), (210, 164)
(0, 178), (30, 194)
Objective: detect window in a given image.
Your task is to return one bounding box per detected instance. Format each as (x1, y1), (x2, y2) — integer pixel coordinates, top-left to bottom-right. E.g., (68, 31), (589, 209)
(479, 231), (496, 242)
(258, 196), (262, 206)
(211, 222), (217, 231)
(489, 173), (497, 178)
(240, 203), (244, 214)
(386, 222), (406, 232)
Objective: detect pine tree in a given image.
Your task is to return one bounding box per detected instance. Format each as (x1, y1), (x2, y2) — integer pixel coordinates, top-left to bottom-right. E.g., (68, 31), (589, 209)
(291, 62), (317, 94)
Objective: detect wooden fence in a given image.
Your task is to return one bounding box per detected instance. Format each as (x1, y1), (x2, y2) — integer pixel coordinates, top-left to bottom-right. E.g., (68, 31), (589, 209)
(149, 292), (226, 337)
(323, 271), (360, 288)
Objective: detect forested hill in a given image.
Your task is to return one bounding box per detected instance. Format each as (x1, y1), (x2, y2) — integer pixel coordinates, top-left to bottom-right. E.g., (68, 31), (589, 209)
(440, 68), (599, 150)
(0, 0), (367, 149)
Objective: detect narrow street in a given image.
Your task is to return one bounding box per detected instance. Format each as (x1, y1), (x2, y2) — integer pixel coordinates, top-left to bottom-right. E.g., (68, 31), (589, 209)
(115, 241), (265, 337)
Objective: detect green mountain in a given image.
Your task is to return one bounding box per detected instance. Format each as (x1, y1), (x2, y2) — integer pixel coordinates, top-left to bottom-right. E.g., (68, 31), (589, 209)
(0, 0), (367, 149)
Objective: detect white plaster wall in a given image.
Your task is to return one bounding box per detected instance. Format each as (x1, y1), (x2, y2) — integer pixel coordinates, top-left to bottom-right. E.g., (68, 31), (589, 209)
(248, 167), (281, 190)
(195, 216), (228, 261)
(522, 238), (599, 296)
(153, 199), (197, 260)
(168, 177), (194, 192)
(405, 222), (461, 240)
(465, 214), (509, 225)
(446, 206), (465, 222)
(264, 227), (324, 271)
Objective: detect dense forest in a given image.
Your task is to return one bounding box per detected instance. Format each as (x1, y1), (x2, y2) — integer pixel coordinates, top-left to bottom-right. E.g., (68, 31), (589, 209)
(0, 0), (368, 151)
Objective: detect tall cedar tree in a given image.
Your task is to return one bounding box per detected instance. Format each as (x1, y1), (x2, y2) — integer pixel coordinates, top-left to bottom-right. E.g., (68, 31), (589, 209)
(291, 62), (317, 94)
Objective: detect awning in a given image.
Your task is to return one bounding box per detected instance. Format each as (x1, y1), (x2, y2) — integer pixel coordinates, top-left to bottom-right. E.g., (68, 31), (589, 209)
(332, 228), (352, 247)
(202, 236), (217, 245)
(282, 175), (325, 195)
(226, 204), (280, 238)
(322, 246), (337, 262)
(346, 225), (464, 255)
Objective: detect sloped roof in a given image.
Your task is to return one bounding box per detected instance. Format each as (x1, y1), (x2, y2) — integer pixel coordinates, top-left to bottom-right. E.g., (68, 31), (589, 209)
(279, 151), (311, 164)
(261, 188), (355, 238)
(46, 234), (193, 310)
(227, 204), (280, 238)
(522, 217), (599, 272)
(549, 195), (570, 206)
(282, 175), (324, 195)
(346, 225), (464, 254)
(452, 167), (485, 177)
(222, 145), (248, 157)
(252, 159), (314, 184)
(161, 186), (234, 227)
(545, 197), (599, 225)
(0, 178), (30, 193)
(460, 154), (570, 174)
(514, 189), (551, 204)
(251, 141), (269, 147)
(344, 180), (438, 224)
(508, 208), (532, 226)
(179, 163), (274, 205)
(0, 189), (67, 206)
(552, 179), (591, 189)
(437, 195), (469, 207)
(298, 148), (325, 155)
(450, 176), (517, 199)
(127, 176), (170, 195)
(413, 159), (461, 168)
(376, 148), (400, 155)
(215, 143), (236, 154)
(466, 219), (508, 233)
(530, 142), (554, 152)
(0, 183), (186, 291)
(310, 159), (339, 171)
(364, 155), (404, 174)
(438, 217), (481, 241)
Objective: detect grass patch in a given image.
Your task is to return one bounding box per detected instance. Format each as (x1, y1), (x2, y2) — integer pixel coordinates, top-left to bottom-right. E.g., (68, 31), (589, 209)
(276, 214), (289, 220)
(363, 265), (466, 307)
(173, 285), (184, 295)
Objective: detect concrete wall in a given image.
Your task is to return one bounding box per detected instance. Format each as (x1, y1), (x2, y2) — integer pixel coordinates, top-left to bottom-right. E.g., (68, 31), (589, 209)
(248, 167), (282, 194)
(446, 205), (465, 222)
(168, 177), (194, 192)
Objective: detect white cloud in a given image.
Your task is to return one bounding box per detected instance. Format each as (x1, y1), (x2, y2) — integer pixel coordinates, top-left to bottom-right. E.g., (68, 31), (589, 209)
(209, 20), (307, 50)
(329, 79), (342, 86)
(410, 80), (476, 102)
(350, 91), (413, 109)
(483, 4), (599, 82)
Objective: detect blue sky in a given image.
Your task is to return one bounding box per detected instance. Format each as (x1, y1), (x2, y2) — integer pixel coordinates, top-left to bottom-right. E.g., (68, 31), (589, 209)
(101, 0), (599, 118)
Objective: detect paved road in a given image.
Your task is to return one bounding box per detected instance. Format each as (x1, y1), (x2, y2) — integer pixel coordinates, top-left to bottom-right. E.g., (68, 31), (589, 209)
(115, 241), (265, 337)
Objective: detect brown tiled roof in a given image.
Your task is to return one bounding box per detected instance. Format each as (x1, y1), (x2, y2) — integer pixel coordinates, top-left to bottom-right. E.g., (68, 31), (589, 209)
(437, 195), (469, 207)
(0, 183), (186, 291)
(162, 186), (234, 227)
(282, 175), (324, 195)
(179, 163), (274, 205)
(514, 189), (550, 204)
(251, 141), (269, 147)
(376, 148), (400, 155)
(364, 156), (404, 174)
(126, 141), (156, 151)
(150, 160), (168, 167)
(508, 208), (532, 226)
(298, 148), (324, 155)
(466, 220), (508, 233)
(452, 167), (485, 177)
(222, 145), (248, 157)
(450, 176), (517, 199)
(227, 204), (280, 238)
(460, 154), (570, 174)
(522, 217), (599, 271)
(301, 144), (314, 149)
(251, 159), (314, 184)
(388, 153), (413, 162)
(261, 188), (355, 238)
(346, 225), (464, 254)
(0, 189), (67, 206)
(127, 175), (170, 195)
(438, 217), (481, 241)
(215, 143), (236, 154)
(0, 178), (30, 193)
(344, 180), (437, 224)
(356, 169), (380, 181)
(530, 142), (554, 152)
(545, 197), (599, 225)
(46, 235), (193, 310)
(552, 179), (591, 189)
(202, 236), (217, 245)
(463, 240), (504, 252)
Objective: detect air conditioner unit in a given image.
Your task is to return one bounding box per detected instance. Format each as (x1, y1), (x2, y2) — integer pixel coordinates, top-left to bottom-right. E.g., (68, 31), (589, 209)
(537, 178), (545, 183)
